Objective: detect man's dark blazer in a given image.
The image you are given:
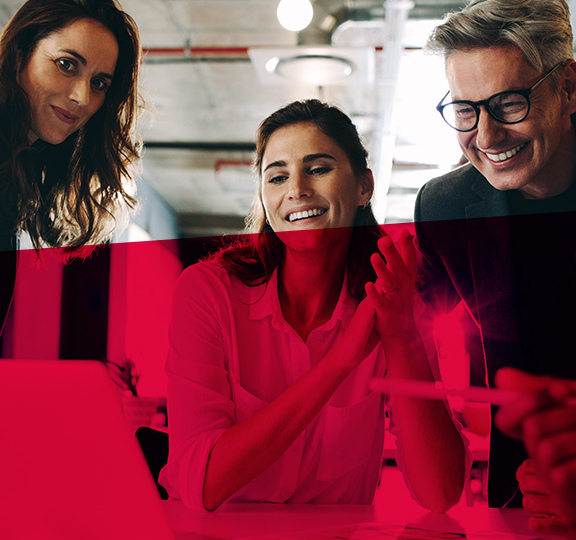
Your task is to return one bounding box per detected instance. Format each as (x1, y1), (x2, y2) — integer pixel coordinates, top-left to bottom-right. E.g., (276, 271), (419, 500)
(415, 163), (537, 508)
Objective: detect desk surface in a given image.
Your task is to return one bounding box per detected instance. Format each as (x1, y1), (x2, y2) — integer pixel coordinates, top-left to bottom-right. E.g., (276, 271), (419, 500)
(165, 499), (551, 539)
(163, 465), (554, 539)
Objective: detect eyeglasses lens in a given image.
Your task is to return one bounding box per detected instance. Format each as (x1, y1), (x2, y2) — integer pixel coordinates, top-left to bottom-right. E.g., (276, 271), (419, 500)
(442, 92), (529, 131)
(488, 93), (529, 122)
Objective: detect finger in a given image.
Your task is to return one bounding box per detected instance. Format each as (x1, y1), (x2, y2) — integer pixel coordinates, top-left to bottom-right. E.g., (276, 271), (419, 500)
(496, 367), (576, 394)
(495, 367), (550, 391)
(370, 253), (398, 295)
(530, 431), (576, 479)
(365, 281), (388, 310)
(529, 516), (575, 537)
(549, 381), (576, 402)
(517, 467), (549, 496)
(522, 492), (562, 516)
(337, 296), (376, 370)
(377, 236), (409, 281)
(526, 403), (576, 436)
(549, 461), (576, 524)
(495, 390), (554, 440)
(398, 229), (417, 277)
(352, 295), (376, 328)
(523, 407), (576, 457)
(518, 458), (537, 475)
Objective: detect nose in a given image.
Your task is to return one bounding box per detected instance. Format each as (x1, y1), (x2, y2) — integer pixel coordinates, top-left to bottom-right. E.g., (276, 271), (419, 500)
(287, 171), (312, 199)
(69, 78), (91, 106)
(475, 107), (506, 150)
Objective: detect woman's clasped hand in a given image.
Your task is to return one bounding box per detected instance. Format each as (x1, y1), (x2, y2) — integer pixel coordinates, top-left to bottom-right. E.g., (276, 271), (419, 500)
(338, 231), (419, 377)
(366, 231), (418, 338)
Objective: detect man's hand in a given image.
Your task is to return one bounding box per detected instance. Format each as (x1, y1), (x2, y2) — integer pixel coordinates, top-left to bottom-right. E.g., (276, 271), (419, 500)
(517, 459), (574, 537)
(495, 368), (576, 537)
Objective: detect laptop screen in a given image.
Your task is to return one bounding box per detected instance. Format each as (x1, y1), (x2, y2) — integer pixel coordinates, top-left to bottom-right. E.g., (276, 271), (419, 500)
(0, 360), (175, 540)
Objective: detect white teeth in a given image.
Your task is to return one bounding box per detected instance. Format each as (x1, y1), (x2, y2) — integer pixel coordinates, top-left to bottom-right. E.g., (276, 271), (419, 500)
(287, 208), (326, 222)
(486, 143), (526, 162)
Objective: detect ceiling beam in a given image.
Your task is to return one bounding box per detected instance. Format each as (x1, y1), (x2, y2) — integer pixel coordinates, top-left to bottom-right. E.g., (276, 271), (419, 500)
(144, 141), (256, 152)
(177, 213), (246, 236)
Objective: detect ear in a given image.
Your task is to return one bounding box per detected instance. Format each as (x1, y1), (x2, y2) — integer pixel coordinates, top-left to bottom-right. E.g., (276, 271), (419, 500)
(560, 59), (576, 116)
(358, 169), (375, 205)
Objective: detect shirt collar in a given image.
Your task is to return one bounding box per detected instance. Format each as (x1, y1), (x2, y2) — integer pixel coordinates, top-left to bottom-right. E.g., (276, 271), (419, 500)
(249, 267), (358, 332)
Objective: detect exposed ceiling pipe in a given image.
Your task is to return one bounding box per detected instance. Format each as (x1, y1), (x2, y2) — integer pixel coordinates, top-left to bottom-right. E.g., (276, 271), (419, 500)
(142, 47), (251, 64)
(296, 0), (465, 46)
(409, 2), (464, 19)
(297, 0), (385, 45)
(297, 0), (414, 223)
(373, 0), (414, 223)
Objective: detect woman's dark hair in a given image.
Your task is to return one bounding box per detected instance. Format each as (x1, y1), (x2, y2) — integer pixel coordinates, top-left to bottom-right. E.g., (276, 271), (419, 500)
(218, 99), (382, 300)
(0, 0), (142, 253)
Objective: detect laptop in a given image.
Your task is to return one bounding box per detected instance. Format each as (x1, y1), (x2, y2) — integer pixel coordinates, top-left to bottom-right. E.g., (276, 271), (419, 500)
(0, 360), (176, 540)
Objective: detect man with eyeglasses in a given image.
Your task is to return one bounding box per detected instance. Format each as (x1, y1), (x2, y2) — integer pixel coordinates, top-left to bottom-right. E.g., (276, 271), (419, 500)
(415, 0), (576, 532)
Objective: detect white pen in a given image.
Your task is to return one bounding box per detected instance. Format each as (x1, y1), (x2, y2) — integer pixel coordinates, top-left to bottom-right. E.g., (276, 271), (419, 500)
(369, 378), (523, 406)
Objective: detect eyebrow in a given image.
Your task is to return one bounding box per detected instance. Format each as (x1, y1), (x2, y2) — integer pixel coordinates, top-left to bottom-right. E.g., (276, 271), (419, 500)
(61, 49), (114, 80)
(449, 81), (532, 102)
(263, 153), (336, 173)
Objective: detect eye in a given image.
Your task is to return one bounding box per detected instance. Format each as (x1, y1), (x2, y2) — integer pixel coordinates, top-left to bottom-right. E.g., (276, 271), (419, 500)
(57, 58), (76, 73)
(309, 166), (330, 175)
(493, 93), (526, 114)
(453, 104), (475, 119)
(91, 78), (110, 93)
(268, 175), (287, 184)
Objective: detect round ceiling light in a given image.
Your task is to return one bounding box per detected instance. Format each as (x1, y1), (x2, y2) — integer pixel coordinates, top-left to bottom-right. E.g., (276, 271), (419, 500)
(276, 0), (313, 32)
(270, 55), (355, 85)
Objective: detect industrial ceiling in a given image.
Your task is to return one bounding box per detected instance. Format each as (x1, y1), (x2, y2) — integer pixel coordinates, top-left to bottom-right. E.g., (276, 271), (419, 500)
(0, 0), (532, 238)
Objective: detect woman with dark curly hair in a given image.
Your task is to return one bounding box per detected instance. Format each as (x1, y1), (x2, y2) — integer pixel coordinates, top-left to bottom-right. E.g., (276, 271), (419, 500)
(0, 0), (142, 333)
(160, 99), (467, 512)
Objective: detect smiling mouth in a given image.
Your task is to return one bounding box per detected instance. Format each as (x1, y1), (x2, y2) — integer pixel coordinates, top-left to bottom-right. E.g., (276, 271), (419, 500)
(52, 105), (79, 124)
(286, 208), (327, 223)
(485, 142), (527, 163)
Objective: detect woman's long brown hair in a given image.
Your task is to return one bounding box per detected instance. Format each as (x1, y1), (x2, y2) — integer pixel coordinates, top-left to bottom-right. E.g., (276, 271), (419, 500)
(0, 0), (142, 255)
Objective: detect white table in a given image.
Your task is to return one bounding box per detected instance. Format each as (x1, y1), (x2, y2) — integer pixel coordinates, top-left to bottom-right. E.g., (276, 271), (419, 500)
(165, 500), (552, 539)
(164, 470), (554, 540)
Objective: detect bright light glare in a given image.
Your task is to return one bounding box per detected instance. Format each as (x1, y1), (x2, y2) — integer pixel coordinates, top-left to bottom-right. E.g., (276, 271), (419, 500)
(275, 56), (354, 85)
(277, 0), (313, 32)
(265, 57), (280, 73)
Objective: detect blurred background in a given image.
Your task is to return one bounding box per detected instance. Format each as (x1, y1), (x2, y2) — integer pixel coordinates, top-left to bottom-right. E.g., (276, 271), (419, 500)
(130, 0), (466, 235)
(2, 0), (478, 240)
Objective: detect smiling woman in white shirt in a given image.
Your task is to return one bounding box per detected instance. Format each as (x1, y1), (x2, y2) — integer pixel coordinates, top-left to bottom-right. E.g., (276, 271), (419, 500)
(159, 99), (467, 512)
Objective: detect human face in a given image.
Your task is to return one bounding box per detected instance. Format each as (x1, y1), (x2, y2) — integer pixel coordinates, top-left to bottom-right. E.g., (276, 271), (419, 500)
(261, 122), (373, 238)
(446, 46), (576, 199)
(18, 18), (119, 145)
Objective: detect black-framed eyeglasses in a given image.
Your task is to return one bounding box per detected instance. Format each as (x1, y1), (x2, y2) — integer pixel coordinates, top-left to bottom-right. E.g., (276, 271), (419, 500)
(436, 62), (564, 132)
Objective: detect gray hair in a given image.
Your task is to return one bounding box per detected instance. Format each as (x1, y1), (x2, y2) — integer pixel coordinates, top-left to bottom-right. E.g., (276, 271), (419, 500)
(426, 0), (574, 90)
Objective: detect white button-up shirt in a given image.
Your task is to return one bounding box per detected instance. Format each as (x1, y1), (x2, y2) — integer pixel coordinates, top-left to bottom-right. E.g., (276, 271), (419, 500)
(159, 260), (403, 510)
